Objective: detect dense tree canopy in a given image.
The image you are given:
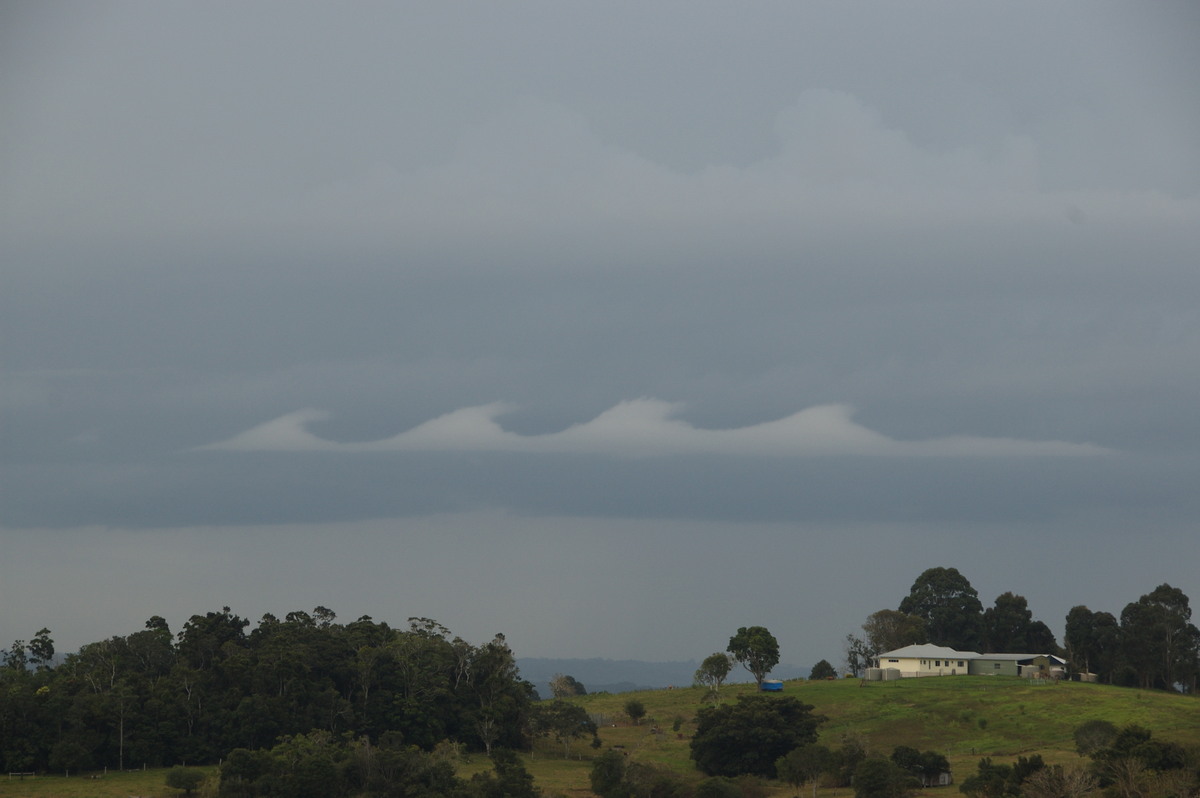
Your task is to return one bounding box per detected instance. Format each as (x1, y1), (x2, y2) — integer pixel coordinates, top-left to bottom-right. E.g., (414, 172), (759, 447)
(0, 609), (535, 774)
(690, 694), (825, 778)
(981, 592), (1058, 653)
(726, 626), (780, 688)
(898, 567), (983, 651)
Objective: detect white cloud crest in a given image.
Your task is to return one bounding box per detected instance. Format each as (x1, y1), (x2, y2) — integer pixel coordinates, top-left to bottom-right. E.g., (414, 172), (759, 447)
(199, 400), (1109, 458)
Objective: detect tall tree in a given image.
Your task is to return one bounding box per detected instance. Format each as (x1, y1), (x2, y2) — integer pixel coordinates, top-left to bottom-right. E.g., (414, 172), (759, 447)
(1120, 584), (1200, 691)
(861, 610), (927, 654)
(726, 626), (780, 688)
(981, 592), (1058, 653)
(898, 567), (983, 651)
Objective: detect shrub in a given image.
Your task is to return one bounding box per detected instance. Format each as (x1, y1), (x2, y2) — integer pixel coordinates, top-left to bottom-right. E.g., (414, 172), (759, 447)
(166, 766), (206, 795)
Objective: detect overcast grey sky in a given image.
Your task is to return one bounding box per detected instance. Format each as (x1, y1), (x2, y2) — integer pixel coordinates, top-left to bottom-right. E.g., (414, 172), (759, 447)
(3, 1), (1199, 668)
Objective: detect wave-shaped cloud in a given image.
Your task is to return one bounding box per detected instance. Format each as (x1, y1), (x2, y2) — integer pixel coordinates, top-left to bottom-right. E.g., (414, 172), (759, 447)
(198, 400), (1110, 457)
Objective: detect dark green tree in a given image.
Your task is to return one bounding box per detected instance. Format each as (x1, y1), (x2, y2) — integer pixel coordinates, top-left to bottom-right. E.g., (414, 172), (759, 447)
(890, 746), (949, 788)
(529, 700), (596, 759)
(853, 757), (913, 798)
(589, 749), (628, 798)
(809, 659), (837, 680)
(166, 766), (206, 795)
(726, 626), (780, 688)
(898, 567), (983, 651)
(1119, 584), (1200, 691)
(469, 748), (540, 798)
(624, 698), (646, 726)
(981, 593), (1057, 653)
(776, 743), (831, 798)
(690, 694), (825, 778)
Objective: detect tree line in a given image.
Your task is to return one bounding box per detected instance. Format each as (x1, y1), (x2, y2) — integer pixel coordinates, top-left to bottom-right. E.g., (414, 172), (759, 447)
(843, 567), (1199, 692)
(0, 607), (535, 775)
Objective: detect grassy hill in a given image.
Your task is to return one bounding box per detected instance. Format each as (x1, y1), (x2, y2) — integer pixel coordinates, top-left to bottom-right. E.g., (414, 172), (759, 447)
(2, 677), (1194, 798)
(529, 676), (1200, 796)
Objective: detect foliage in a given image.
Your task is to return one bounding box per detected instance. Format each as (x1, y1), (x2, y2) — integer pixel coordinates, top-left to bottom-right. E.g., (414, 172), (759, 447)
(165, 766), (206, 794)
(898, 567), (984, 651)
(853, 757), (913, 798)
(726, 626), (780, 688)
(957, 755), (1044, 798)
(0, 609), (534, 774)
(693, 653), (734, 704)
(981, 592), (1057, 653)
(809, 659), (837, 680)
(693, 776), (742, 798)
(860, 609), (927, 655)
(776, 743), (831, 798)
(590, 750), (685, 798)
(589, 750), (628, 798)
(689, 693), (824, 778)
(624, 698), (646, 725)
(889, 745), (949, 787)
(1073, 718), (1118, 756)
(1119, 583), (1200, 691)
(844, 634), (876, 677)
(529, 699), (596, 759)
(548, 673), (587, 697)
(468, 748), (541, 798)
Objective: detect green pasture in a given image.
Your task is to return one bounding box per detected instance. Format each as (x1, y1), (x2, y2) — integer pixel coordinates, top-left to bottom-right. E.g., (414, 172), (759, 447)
(1, 676), (1194, 797)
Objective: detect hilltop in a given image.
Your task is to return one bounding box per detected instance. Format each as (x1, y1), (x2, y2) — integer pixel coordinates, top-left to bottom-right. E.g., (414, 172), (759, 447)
(528, 675), (1200, 796)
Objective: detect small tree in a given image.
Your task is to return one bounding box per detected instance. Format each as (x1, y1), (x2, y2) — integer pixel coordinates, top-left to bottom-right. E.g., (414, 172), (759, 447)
(776, 743), (832, 798)
(727, 626), (780, 688)
(589, 750), (627, 798)
(166, 766), (206, 795)
(624, 698), (646, 726)
(549, 673), (587, 698)
(853, 757), (913, 798)
(809, 659), (837, 680)
(694, 652), (734, 704)
(530, 700), (597, 759)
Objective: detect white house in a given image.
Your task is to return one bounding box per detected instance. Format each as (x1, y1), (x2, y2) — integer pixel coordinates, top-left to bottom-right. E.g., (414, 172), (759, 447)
(874, 645), (1066, 679)
(875, 644), (980, 677)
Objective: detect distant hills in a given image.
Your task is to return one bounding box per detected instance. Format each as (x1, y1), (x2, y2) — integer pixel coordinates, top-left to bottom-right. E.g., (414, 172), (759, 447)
(516, 657), (809, 698)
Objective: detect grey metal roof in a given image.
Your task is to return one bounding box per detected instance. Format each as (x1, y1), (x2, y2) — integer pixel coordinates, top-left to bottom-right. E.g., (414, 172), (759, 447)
(876, 644), (981, 659)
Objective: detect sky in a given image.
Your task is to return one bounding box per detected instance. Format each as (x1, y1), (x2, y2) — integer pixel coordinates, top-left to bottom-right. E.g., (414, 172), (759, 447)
(3, 1), (1199, 670)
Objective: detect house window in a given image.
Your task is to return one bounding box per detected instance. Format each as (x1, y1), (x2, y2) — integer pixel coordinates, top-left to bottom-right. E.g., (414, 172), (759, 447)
(936, 660), (941, 667)
(888, 659), (899, 663)
(958, 661), (965, 667)
(994, 663), (1001, 670)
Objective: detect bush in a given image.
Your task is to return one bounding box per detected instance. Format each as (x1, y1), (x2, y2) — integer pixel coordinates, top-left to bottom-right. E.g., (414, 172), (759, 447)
(166, 766), (206, 795)
(853, 757), (913, 798)
(690, 694), (825, 778)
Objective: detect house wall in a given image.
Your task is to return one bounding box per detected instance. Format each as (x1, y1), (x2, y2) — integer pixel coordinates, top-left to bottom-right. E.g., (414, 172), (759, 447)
(877, 655), (970, 677)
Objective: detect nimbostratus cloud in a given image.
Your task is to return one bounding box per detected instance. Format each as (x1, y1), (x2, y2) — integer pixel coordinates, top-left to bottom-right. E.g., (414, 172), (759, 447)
(199, 400), (1109, 457)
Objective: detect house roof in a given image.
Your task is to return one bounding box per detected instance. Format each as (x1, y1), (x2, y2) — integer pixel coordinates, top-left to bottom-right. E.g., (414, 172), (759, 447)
(877, 645), (1065, 664)
(877, 644), (981, 659)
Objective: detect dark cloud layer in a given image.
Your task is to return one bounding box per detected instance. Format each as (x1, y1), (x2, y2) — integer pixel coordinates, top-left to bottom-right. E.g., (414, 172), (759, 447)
(2, 1), (1198, 661)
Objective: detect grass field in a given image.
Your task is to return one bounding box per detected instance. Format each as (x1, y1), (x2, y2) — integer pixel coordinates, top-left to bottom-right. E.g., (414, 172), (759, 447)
(1, 676), (1195, 797)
